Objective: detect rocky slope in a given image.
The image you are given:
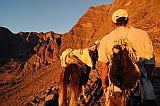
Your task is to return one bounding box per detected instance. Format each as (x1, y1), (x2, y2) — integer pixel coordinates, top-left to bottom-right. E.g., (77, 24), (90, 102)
(0, 27), (61, 79)
(0, 0), (160, 106)
(0, 27), (62, 106)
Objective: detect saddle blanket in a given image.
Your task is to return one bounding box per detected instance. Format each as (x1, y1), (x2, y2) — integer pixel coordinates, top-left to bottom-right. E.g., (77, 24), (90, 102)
(60, 48), (93, 68)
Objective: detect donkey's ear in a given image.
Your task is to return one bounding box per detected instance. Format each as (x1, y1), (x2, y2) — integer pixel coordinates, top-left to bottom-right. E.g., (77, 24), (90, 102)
(89, 45), (97, 51)
(88, 40), (100, 51)
(94, 40), (100, 45)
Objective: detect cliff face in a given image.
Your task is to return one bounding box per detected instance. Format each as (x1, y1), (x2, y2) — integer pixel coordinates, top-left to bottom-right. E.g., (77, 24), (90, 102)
(0, 27), (14, 66)
(61, 5), (112, 50)
(0, 0), (160, 105)
(0, 27), (62, 105)
(0, 27), (61, 82)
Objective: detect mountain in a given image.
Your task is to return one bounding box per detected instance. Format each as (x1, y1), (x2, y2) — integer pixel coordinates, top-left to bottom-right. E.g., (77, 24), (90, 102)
(0, 27), (62, 105)
(0, 0), (160, 105)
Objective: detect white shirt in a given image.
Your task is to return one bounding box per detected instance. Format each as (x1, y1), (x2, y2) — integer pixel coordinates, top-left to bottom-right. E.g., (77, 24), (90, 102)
(98, 26), (155, 64)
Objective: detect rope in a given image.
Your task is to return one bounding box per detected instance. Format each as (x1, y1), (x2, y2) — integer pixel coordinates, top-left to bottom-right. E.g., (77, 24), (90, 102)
(67, 55), (88, 74)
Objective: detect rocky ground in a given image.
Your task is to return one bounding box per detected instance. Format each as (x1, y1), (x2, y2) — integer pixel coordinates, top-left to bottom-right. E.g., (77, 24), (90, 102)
(0, 62), (61, 106)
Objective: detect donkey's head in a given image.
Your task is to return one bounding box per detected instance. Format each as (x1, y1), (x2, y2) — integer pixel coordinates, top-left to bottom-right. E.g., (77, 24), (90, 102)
(88, 40), (100, 69)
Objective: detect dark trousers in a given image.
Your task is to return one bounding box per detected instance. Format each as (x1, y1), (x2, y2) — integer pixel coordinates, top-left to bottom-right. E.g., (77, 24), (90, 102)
(129, 96), (157, 106)
(143, 99), (157, 106)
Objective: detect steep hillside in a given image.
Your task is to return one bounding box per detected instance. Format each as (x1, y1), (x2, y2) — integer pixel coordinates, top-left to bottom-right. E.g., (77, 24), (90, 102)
(0, 27), (61, 81)
(0, 27), (62, 106)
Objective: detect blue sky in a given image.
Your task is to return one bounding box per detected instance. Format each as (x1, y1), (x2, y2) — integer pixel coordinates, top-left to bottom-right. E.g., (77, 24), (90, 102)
(0, 0), (112, 34)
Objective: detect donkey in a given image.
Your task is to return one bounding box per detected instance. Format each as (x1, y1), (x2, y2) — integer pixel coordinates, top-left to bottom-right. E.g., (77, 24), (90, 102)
(59, 41), (99, 106)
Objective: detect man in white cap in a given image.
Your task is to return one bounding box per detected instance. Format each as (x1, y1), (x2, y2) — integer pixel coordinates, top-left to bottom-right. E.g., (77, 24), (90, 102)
(98, 9), (157, 106)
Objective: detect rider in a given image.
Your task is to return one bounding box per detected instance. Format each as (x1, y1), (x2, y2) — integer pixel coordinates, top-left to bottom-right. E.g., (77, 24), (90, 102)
(98, 9), (157, 106)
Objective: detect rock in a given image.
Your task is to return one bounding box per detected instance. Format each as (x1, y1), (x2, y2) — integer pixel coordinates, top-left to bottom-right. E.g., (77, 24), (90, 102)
(46, 88), (52, 96)
(32, 96), (39, 104)
(45, 94), (54, 101)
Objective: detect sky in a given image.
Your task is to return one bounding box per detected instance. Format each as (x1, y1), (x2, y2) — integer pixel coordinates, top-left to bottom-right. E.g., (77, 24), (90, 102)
(0, 0), (112, 34)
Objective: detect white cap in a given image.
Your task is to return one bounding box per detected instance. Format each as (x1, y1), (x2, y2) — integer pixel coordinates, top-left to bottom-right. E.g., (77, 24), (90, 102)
(112, 9), (128, 23)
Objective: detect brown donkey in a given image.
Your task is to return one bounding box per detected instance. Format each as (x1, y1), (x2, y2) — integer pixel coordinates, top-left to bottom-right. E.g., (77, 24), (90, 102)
(59, 42), (99, 106)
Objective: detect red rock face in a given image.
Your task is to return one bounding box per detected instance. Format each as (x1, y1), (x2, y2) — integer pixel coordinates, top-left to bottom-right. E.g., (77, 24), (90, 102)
(0, 27), (14, 66)
(0, 28), (62, 80)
